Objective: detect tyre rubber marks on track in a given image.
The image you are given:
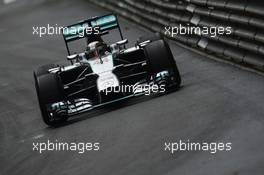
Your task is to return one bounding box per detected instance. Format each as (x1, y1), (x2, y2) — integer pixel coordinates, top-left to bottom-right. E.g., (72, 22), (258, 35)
(19, 134), (44, 143)
(3, 0), (16, 4)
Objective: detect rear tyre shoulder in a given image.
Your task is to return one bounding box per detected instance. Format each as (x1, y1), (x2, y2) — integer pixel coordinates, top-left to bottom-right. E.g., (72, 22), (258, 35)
(137, 32), (162, 43)
(34, 64), (58, 78)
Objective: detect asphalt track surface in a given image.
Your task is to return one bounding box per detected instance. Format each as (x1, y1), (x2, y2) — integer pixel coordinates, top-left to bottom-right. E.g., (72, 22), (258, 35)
(1, 0), (264, 175)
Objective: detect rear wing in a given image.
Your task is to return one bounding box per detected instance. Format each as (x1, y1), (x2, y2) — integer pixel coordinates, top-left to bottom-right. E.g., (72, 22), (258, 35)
(61, 14), (124, 55)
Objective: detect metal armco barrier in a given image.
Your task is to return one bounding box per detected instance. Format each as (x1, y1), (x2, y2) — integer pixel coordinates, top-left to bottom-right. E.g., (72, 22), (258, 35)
(90, 0), (264, 71)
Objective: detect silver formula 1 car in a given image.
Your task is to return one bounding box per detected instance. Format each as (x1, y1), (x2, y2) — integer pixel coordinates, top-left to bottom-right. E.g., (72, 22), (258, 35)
(34, 14), (181, 126)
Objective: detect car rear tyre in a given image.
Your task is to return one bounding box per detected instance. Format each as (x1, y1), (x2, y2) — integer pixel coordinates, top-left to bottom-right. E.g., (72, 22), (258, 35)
(34, 73), (68, 126)
(144, 39), (181, 89)
(34, 64), (58, 78)
(137, 32), (162, 44)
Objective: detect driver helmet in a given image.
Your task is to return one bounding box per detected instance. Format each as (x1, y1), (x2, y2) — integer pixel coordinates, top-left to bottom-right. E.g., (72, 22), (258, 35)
(86, 41), (108, 59)
(86, 41), (99, 58)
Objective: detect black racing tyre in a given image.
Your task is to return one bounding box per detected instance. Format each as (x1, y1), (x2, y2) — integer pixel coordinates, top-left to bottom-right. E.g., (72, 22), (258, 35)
(34, 73), (68, 126)
(144, 39), (181, 89)
(137, 32), (162, 44)
(34, 64), (58, 78)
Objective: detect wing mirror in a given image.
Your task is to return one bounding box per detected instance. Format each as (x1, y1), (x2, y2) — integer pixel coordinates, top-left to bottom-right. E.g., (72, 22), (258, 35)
(67, 54), (79, 61)
(116, 39), (128, 46)
(116, 39), (128, 50)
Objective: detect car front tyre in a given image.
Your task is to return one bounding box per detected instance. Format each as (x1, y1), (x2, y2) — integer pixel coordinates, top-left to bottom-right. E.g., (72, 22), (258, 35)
(34, 73), (68, 126)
